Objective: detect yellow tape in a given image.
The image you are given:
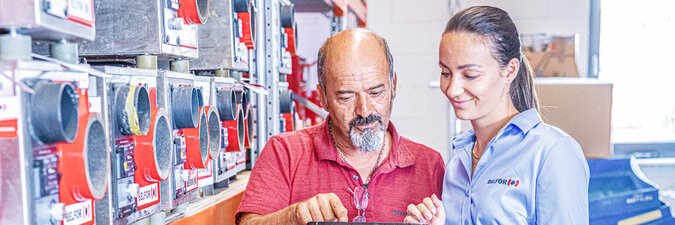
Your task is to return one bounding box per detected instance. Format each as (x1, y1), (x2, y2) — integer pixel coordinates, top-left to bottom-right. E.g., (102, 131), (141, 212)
(618, 209), (662, 225)
(126, 86), (142, 135)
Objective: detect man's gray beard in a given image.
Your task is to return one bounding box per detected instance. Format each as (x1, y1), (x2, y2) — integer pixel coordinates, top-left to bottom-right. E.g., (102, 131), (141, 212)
(349, 126), (385, 153)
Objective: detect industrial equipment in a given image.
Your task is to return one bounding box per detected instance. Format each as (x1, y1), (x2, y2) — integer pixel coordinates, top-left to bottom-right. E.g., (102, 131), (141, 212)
(80, 0), (211, 60)
(92, 64), (173, 225)
(156, 70), (204, 213)
(0, 59), (109, 225)
(192, 0), (256, 72)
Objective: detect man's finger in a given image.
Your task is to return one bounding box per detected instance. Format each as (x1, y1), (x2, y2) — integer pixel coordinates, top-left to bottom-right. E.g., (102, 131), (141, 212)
(328, 194), (349, 222)
(417, 203), (432, 221)
(423, 197), (436, 215)
(406, 204), (425, 223)
(296, 203), (313, 224)
(317, 195), (337, 222)
(307, 200), (325, 222)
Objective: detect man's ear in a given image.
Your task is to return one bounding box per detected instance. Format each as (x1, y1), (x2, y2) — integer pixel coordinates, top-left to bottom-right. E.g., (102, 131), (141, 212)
(392, 72), (398, 100)
(316, 84), (329, 110)
(503, 58), (520, 83)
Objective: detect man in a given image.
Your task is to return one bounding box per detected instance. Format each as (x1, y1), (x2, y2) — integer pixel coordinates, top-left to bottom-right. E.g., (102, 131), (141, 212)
(236, 28), (445, 224)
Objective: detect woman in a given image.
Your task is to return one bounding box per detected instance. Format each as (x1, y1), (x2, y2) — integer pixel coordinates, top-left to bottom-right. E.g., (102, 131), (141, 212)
(404, 6), (589, 225)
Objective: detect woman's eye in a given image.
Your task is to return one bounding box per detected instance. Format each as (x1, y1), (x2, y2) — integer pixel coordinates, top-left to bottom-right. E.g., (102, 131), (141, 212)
(441, 72), (451, 77)
(465, 74), (479, 80)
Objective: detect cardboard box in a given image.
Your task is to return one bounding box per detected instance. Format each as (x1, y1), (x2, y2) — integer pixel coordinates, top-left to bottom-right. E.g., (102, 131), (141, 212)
(522, 34), (580, 78)
(535, 78), (613, 158)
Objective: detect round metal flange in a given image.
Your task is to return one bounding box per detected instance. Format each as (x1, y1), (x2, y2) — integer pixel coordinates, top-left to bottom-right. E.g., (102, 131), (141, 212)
(205, 106), (221, 160)
(83, 114), (108, 200)
(151, 109), (172, 180)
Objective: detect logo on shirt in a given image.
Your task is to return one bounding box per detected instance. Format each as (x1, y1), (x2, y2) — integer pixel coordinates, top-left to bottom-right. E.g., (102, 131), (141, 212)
(487, 178), (519, 187)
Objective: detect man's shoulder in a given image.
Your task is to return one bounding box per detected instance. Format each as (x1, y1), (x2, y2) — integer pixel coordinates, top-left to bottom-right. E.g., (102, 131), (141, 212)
(267, 123), (323, 149)
(398, 136), (443, 161)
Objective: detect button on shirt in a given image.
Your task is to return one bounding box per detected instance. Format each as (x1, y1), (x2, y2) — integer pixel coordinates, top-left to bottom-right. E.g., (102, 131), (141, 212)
(236, 119), (445, 223)
(442, 109), (590, 225)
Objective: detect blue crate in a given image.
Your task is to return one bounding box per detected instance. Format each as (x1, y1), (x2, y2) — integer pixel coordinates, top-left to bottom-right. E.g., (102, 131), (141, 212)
(588, 157), (663, 219)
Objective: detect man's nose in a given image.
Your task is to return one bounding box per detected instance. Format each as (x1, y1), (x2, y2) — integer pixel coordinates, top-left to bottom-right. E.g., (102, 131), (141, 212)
(355, 94), (373, 119)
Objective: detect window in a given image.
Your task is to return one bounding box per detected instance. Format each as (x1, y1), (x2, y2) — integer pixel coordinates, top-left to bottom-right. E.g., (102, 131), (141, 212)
(599, 0), (675, 142)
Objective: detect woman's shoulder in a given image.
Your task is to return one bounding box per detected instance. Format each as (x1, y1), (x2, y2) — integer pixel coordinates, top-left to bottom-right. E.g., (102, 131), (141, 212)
(526, 122), (583, 155)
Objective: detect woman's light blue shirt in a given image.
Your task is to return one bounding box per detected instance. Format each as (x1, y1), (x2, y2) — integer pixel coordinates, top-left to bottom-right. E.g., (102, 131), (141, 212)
(442, 109), (590, 225)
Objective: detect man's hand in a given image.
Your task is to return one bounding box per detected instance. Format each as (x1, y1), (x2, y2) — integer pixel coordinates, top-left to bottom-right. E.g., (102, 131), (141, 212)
(294, 193), (349, 224)
(403, 194), (444, 225)
(239, 193), (349, 225)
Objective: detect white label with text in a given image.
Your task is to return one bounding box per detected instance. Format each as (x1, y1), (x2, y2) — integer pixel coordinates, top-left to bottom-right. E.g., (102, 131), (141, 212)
(63, 200), (93, 225)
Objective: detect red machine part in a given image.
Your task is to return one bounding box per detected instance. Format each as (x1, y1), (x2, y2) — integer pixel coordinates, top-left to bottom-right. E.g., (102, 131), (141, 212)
(282, 113), (294, 132)
(224, 105), (244, 152)
(183, 107), (209, 169)
(284, 27), (296, 55)
(178, 0), (210, 25)
(238, 12), (255, 50)
(57, 89), (109, 204)
(133, 108), (172, 184)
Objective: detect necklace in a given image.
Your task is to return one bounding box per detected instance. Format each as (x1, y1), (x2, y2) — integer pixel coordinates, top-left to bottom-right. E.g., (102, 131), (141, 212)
(472, 142), (481, 159)
(329, 121), (385, 186)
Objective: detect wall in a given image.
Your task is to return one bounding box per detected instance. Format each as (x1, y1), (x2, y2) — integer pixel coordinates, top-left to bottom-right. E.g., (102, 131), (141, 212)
(367, 0), (590, 161)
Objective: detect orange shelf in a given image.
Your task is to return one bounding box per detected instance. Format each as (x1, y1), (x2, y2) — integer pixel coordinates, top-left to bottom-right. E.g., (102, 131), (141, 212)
(169, 171), (250, 225)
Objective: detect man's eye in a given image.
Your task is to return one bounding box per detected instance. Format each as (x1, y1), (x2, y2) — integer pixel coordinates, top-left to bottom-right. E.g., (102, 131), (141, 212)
(339, 97), (351, 101)
(465, 75), (479, 80)
(441, 72), (451, 77)
(370, 91), (383, 96)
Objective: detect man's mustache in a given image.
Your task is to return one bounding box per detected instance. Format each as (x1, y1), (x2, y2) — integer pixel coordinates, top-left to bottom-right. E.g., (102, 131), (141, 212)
(349, 114), (383, 128)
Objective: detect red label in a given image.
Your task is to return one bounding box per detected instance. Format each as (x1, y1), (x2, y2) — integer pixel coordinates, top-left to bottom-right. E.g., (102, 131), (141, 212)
(0, 119), (18, 138)
(66, 0), (95, 27)
(135, 182), (161, 210)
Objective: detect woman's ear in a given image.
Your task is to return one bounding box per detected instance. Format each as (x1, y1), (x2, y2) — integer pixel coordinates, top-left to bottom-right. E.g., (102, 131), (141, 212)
(503, 58), (520, 83)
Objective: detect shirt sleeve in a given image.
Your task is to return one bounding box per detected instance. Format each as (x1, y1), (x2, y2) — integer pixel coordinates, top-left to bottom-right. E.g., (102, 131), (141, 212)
(535, 135), (590, 224)
(433, 154), (446, 196)
(235, 136), (292, 222)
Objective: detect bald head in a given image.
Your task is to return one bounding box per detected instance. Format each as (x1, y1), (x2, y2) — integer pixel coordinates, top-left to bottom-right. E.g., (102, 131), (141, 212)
(317, 28), (394, 93)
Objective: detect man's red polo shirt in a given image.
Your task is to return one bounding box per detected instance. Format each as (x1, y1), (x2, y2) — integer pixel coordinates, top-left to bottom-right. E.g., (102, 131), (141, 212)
(236, 120), (445, 223)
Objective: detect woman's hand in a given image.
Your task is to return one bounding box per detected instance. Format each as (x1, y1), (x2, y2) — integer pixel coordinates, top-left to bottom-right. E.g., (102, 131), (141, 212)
(403, 194), (445, 225)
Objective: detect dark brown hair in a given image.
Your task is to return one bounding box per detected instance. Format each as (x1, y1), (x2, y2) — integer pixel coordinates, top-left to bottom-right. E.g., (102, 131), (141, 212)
(445, 6), (538, 112)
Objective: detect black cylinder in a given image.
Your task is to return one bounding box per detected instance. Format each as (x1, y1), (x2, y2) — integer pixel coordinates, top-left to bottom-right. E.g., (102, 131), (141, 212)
(232, 0), (251, 13)
(280, 4), (295, 28)
(279, 90), (293, 114)
(171, 86), (199, 129)
(31, 82), (79, 144)
(216, 89), (237, 121)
